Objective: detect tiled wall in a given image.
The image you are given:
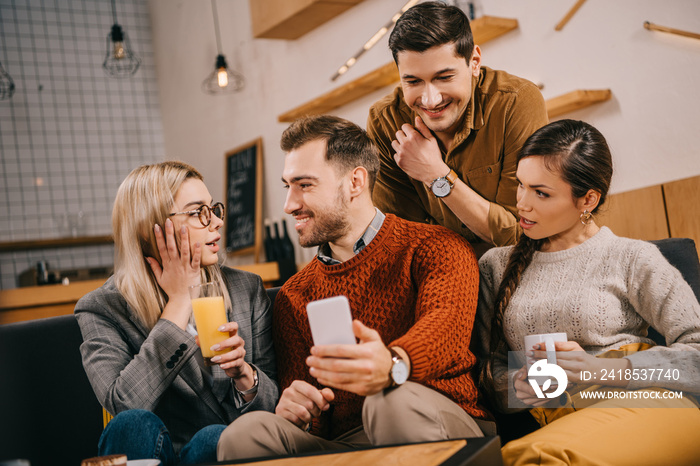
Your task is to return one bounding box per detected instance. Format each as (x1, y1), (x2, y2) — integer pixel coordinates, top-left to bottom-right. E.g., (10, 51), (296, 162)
(0, 0), (164, 289)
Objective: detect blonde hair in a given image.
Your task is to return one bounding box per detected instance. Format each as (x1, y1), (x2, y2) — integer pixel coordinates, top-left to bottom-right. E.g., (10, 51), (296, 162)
(112, 161), (231, 329)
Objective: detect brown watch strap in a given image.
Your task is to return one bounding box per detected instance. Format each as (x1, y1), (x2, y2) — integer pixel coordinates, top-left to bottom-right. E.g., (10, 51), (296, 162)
(445, 169), (458, 186)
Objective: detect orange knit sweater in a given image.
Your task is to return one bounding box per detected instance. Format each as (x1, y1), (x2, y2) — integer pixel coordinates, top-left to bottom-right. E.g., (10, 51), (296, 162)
(273, 214), (485, 439)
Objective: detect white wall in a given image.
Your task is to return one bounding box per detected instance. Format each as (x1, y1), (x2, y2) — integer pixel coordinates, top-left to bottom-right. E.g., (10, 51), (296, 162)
(149, 0), (700, 265)
(0, 0), (163, 288)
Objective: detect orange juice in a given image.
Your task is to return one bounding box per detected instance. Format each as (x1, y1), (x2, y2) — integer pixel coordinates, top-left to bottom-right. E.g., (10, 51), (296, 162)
(191, 296), (228, 365)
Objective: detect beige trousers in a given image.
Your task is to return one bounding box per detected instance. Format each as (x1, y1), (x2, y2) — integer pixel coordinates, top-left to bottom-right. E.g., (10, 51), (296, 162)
(217, 381), (487, 461)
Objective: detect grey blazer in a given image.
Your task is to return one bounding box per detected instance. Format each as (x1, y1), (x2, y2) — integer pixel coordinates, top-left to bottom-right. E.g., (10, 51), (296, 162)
(75, 267), (279, 452)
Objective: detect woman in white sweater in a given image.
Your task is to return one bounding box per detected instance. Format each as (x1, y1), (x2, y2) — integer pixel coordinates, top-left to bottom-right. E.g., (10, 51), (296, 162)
(476, 119), (700, 465)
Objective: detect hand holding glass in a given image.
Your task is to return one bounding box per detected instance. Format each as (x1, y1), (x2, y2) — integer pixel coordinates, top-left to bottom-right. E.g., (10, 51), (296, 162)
(189, 282), (229, 365)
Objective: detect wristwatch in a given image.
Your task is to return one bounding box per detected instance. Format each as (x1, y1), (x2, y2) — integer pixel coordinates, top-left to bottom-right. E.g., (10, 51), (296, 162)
(388, 348), (409, 387)
(429, 169), (458, 198)
(236, 367), (259, 397)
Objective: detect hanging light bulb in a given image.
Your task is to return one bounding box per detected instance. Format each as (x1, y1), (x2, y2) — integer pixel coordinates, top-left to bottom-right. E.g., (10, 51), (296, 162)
(112, 28), (126, 59)
(217, 61), (229, 87)
(203, 54), (244, 94)
(0, 61), (15, 100)
(103, 0), (140, 78)
(202, 0), (244, 95)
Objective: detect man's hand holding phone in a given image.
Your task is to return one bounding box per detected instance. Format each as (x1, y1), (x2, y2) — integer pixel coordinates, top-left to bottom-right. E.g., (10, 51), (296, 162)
(307, 320), (394, 397)
(306, 295), (397, 397)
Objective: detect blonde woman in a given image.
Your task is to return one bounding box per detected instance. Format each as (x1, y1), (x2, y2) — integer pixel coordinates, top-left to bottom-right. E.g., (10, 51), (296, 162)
(75, 161), (278, 465)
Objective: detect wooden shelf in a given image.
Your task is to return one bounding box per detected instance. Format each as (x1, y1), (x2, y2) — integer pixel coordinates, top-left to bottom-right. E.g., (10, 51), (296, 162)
(0, 278), (108, 311)
(279, 62), (399, 122)
(0, 262), (284, 324)
(555, 0), (587, 31)
(278, 15), (519, 122)
(644, 21), (700, 41)
(471, 15), (519, 43)
(545, 89), (612, 118)
(250, 0), (366, 40)
(231, 261), (280, 285)
(0, 235), (113, 252)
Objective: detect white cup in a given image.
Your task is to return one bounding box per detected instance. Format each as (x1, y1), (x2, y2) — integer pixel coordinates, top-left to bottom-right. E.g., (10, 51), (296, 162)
(523, 332), (567, 367)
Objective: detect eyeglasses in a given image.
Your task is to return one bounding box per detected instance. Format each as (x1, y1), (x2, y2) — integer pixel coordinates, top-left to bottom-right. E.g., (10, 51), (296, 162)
(169, 202), (225, 227)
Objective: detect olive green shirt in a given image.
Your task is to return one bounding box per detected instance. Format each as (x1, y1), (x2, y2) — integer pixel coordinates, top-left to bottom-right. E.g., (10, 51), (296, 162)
(367, 66), (548, 247)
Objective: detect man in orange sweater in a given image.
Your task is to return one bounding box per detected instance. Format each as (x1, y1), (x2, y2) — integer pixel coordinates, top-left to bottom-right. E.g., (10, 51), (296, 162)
(217, 115), (491, 461)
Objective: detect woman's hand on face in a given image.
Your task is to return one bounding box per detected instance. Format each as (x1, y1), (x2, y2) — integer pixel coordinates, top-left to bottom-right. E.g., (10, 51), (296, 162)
(146, 218), (202, 302)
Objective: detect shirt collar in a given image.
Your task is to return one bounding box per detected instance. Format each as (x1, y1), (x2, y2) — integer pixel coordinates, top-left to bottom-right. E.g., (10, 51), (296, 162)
(317, 208), (385, 265)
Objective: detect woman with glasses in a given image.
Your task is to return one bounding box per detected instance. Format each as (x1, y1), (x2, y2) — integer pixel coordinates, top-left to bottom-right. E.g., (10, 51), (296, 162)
(75, 161), (278, 465)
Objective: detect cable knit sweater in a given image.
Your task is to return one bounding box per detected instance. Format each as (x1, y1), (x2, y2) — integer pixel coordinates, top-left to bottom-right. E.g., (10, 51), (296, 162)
(273, 214), (485, 440)
(475, 227), (700, 411)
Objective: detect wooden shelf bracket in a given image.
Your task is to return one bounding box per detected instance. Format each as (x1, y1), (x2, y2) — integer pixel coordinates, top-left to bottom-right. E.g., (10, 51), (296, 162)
(555, 0), (587, 31)
(644, 21), (700, 41)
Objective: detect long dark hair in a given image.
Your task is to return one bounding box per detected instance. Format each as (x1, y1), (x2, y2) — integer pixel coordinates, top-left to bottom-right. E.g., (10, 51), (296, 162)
(481, 119), (613, 396)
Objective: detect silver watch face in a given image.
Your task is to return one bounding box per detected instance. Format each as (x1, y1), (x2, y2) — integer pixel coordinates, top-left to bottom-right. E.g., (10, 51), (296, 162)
(431, 178), (451, 198)
(391, 359), (409, 385)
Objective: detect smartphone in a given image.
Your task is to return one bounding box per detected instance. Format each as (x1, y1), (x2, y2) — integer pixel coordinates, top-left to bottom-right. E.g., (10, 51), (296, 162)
(306, 295), (357, 346)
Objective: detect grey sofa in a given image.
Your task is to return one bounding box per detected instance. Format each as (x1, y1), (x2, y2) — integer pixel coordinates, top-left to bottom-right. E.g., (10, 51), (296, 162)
(1, 238), (698, 463)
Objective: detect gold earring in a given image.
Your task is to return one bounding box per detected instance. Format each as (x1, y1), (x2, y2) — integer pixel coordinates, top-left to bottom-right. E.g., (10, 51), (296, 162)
(580, 210), (593, 225)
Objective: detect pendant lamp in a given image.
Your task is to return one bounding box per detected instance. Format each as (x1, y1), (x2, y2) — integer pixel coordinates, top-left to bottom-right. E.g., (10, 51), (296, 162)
(202, 0), (244, 95)
(0, 61), (15, 100)
(103, 0), (140, 78)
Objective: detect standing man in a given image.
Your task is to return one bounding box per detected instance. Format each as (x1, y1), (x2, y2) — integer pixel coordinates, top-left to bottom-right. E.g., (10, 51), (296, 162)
(217, 115), (491, 461)
(368, 1), (548, 248)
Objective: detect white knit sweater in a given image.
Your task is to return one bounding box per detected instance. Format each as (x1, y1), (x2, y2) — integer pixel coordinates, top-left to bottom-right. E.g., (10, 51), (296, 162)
(475, 227), (700, 409)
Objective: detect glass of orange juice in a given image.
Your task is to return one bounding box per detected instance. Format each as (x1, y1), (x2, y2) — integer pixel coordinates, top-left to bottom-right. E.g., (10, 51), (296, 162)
(189, 282), (229, 366)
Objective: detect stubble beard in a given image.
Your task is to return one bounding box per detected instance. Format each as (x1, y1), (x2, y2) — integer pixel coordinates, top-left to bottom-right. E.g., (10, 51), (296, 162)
(298, 191), (351, 248)
(414, 94), (469, 138)
(419, 107), (459, 136)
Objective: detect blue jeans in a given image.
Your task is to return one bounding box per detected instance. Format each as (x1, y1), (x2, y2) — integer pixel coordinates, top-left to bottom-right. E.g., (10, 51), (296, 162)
(98, 409), (226, 466)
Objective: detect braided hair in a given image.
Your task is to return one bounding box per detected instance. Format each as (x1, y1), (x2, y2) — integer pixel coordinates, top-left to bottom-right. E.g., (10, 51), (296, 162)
(481, 119), (613, 398)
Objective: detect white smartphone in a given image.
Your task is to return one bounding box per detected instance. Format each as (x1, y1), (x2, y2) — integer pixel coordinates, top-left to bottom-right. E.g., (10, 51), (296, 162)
(306, 295), (357, 346)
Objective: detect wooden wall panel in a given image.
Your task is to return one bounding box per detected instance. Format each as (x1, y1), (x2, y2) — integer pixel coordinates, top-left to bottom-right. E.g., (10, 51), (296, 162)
(596, 185), (669, 240)
(663, 175), (700, 257)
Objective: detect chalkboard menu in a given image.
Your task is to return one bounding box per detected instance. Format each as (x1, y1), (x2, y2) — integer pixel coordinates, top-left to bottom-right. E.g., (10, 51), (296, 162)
(224, 138), (263, 261)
